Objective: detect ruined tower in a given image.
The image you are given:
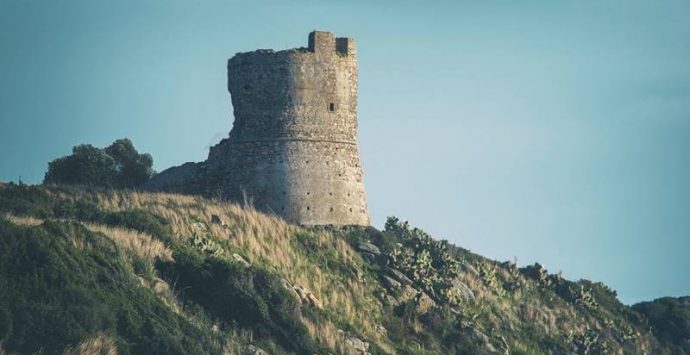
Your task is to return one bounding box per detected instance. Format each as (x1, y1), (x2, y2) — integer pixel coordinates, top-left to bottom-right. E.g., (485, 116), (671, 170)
(146, 31), (370, 226)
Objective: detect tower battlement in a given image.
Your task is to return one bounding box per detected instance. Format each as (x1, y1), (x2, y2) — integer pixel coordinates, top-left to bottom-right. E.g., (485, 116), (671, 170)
(308, 30), (356, 57)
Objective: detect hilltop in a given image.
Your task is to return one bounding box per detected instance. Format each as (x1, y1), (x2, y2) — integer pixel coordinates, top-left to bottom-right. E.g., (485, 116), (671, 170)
(0, 183), (688, 354)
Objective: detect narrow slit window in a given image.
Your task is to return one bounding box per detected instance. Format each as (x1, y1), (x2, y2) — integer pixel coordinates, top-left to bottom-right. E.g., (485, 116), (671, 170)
(329, 103), (335, 112)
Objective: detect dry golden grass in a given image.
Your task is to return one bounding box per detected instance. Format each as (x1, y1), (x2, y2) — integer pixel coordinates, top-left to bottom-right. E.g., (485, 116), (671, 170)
(3, 214), (43, 227)
(3, 212), (172, 263)
(303, 317), (356, 355)
(70, 190), (391, 352)
(84, 223), (173, 262)
(62, 333), (117, 355)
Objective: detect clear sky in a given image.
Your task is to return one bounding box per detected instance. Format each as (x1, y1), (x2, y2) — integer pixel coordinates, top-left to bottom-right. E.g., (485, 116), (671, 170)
(1, 0), (688, 304)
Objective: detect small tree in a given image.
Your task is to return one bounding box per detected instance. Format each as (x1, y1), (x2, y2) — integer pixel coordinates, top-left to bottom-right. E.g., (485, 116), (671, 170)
(105, 139), (154, 188)
(44, 139), (154, 188)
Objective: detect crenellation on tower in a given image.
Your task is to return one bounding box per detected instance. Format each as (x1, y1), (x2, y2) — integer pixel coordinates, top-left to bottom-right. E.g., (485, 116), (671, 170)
(335, 37), (356, 57)
(308, 31), (336, 54)
(145, 30), (369, 226)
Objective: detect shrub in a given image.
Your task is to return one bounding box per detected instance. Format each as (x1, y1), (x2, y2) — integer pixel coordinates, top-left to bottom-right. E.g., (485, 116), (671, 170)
(0, 219), (216, 354)
(161, 254), (319, 354)
(384, 217), (460, 303)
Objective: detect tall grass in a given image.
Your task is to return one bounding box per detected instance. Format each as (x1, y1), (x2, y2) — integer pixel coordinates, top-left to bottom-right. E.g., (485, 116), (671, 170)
(84, 223), (173, 262)
(62, 333), (117, 355)
(78, 190), (389, 351)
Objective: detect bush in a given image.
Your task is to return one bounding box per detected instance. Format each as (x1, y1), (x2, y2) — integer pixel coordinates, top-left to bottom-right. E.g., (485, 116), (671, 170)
(0, 218), (216, 354)
(161, 254), (318, 354)
(633, 297), (690, 353)
(44, 139), (154, 189)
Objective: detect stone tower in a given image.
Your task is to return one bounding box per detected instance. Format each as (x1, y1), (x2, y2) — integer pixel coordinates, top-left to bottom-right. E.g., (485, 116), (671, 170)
(145, 31), (370, 226)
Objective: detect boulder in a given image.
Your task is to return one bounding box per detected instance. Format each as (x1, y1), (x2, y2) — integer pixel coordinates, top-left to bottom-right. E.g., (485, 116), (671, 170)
(306, 292), (323, 309)
(397, 285), (418, 303)
(463, 263), (480, 277)
(232, 253), (251, 267)
(415, 292), (435, 315)
(382, 275), (401, 290)
(287, 283), (323, 310)
(451, 278), (476, 303)
(384, 295), (400, 307)
(465, 327), (498, 353)
(358, 242), (381, 255)
(344, 335), (370, 354)
(210, 214), (225, 226)
(361, 252), (377, 262)
(246, 344), (269, 355)
(386, 267), (413, 286)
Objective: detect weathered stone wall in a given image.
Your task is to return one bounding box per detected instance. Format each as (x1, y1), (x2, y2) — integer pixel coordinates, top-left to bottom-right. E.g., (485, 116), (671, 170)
(146, 31), (369, 226)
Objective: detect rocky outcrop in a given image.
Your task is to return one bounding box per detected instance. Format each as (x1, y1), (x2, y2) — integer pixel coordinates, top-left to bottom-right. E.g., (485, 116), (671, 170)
(232, 253), (250, 267)
(414, 292), (435, 315)
(451, 278), (476, 303)
(282, 280), (323, 309)
(337, 330), (371, 355)
(357, 242), (381, 255)
(386, 267), (413, 286)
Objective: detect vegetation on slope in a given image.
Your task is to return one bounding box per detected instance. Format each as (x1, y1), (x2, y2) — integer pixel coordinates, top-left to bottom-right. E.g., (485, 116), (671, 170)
(0, 182), (687, 354)
(43, 139), (154, 189)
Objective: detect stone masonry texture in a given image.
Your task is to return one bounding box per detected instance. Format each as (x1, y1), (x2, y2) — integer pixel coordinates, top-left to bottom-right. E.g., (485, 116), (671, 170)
(145, 31), (370, 226)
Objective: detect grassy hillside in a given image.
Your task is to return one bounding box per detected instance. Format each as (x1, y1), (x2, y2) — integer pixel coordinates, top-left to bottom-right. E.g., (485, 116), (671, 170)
(0, 183), (687, 354)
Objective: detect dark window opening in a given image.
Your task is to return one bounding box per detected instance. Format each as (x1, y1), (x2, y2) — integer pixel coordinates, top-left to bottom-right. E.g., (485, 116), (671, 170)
(307, 206), (310, 211)
(329, 103), (335, 112)
(330, 207), (334, 212)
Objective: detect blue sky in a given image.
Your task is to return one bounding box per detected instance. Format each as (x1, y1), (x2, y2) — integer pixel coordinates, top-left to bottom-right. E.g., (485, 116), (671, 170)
(1, 0), (689, 304)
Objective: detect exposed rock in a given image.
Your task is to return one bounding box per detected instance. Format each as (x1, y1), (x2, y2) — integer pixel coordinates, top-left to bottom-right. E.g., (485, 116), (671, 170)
(375, 325), (388, 336)
(193, 222), (208, 231)
(384, 295), (399, 307)
(382, 275), (401, 290)
(465, 327), (498, 354)
(246, 344), (269, 355)
(361, 252), (377, 262)
(463, 263), (480, 277)
(282, 279), (302, 302)
(415, 292), (435, 315)
(451, 278), (476, 303)
(232, 253), (250, 267)
(386, 267), (413, 286)
(285, 282), (323, 310)
(344, 335), (370, 354)
(357, 242), (381, 255)
(397, 285), (418, 303)
(210, 214), (225, 226)
(306, 292), (323, 309)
